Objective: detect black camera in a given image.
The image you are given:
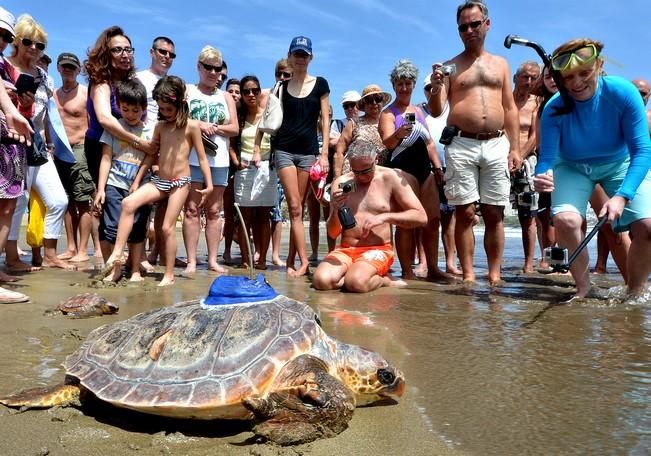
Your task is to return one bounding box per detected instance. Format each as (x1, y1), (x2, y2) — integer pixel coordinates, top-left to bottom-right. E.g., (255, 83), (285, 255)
(517, 191), (539, 211)
(404, 112), (416, 124)
(339, 180), (356, 194)
(543, 247), (568, 266)
(440, 63), (457, 76)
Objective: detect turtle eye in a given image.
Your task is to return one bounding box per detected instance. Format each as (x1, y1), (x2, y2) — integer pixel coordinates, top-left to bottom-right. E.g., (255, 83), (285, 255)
(377, 368), (395, 385)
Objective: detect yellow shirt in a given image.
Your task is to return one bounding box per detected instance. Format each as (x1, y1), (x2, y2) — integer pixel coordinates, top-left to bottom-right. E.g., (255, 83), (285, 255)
(240, 120), (271, 162)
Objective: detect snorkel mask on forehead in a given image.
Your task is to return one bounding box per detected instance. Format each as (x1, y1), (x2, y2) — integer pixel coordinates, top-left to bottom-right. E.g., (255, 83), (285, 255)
(551, 43), (599, 72)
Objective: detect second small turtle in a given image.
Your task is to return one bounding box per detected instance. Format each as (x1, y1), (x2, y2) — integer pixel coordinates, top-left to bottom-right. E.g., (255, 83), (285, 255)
(57, 293), (118, 318)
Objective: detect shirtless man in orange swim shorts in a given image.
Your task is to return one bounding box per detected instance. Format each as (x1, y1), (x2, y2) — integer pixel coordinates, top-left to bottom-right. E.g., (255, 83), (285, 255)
(312, 142), (427, 293)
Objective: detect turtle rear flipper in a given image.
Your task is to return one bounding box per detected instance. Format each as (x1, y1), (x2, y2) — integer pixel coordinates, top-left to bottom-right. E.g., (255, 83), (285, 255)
(243, 355), (355, 445)
(0, 383), (81, 409)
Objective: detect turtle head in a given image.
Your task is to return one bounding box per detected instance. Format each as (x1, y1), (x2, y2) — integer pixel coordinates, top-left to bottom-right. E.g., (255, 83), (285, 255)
(335, 343), (405, 406)
(101, 299), (119, 315)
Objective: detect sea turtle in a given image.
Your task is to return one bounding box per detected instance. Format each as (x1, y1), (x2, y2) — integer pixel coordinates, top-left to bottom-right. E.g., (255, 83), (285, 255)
(0, 294), (404, 444)
(53, 293), (118, 318)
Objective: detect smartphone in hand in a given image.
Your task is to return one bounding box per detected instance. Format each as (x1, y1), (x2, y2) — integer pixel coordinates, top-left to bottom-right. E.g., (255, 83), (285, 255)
(15, 73), (39, 95)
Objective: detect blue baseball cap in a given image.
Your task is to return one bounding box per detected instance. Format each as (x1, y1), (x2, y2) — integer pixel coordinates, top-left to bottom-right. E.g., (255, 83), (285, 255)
(289, 36), (312, 55)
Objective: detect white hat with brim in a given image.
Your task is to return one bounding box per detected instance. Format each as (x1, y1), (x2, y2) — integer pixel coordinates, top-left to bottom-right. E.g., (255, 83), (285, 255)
(357, 84), (392, 111)
(0, 7), (15, 36)
(423, 73), (433, 89)
(341, 90), (361, 105)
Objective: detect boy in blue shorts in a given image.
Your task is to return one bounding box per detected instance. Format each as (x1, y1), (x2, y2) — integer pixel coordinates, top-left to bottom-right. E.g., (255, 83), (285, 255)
(93, 79), (153, 282)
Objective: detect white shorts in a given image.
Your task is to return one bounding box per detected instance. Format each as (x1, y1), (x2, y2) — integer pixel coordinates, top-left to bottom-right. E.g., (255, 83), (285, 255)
(443, 135), (510, 206)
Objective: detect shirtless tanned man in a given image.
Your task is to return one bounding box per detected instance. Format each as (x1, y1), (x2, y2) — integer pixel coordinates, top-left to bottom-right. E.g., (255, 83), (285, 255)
(512, 61), (541, 273)
(428, 0), (521, 284)
(312, 142), (427, 293)
(53, 52), (95, 263)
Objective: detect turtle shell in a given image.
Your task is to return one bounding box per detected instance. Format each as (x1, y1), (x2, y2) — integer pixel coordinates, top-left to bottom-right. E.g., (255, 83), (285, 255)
(63, 296), (331, 419)
(57, 293), (118, 318)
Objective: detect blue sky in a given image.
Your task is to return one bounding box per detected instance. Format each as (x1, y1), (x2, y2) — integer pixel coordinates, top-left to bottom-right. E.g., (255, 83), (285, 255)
(5, 0), (651, 119)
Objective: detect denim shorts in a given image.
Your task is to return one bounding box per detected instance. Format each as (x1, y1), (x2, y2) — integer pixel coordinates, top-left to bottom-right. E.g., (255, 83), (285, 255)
(552, 157), (651, 232)
(190, 165), (229, 186)
(273, 149), (318, 171)
(99, 184), (151, 244)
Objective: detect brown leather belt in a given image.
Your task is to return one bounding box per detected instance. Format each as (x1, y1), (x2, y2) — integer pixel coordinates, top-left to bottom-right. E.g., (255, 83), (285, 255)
(458, 130), (505, 140)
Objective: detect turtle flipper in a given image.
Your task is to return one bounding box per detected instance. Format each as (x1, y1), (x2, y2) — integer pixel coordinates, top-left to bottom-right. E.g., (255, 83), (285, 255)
(0, 383), (81, 409)
(243, 355), (355, 445)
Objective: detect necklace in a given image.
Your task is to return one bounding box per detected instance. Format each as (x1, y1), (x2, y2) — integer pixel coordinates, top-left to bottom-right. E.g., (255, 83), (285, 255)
(61, 83), (79, 94)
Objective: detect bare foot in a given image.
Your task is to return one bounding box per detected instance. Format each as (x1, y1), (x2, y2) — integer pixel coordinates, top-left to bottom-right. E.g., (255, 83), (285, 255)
(96, 254), (124, 280)
(593, 266), (607, 274)
(94, 250), (104, 258)
(254, 262), (267, 270)
(42, 257), (78, 271)
(103, 265), (122, 282)
(17, 247), (28, 256)
(414, 265), (428, 277)
(129, 272), (145, 282)
(287, 264), (309, 278)
(57, 250), (76, 260)
(7, 261), (42, 273)
(272, 257), (284, 266)
(401, 270), (418, 280)
(426, 269), (458, 284)
(0, 271), (18, 282)
(523, 265), (535, 274)
(488, 279), (506, 288)
(381, 275), (409, 288)
(308, 253), (318, 263)
(446, 265), (463, 275)
(140, 260), (155, 274)
(183, 263), (197, 275)
(158, 275), (175, 287)
(208, 262), (226, 273)
(32, 253), (43, 267)
(68, 253), (90, 262)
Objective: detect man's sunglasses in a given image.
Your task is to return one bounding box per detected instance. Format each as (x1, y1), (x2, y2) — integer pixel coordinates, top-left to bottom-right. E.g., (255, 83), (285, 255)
(154, 47), (176, 59)
(457, 18), (486, 33)
(352, 164), (375, 175)
(343, 102), (357, 110)
(551, 44), (598, 72)
(640, 90), (650, 99)
(21, 37), (46, 51)
(200, 62), (223, 73)
(242, 88), (261, 96)
(0, 30), (14, 44)
(275, 71), (292, 79)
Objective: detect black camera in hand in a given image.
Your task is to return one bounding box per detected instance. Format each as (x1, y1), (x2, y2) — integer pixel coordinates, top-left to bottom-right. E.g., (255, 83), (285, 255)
(511, 166), (539, 212)
(337, 180), (357, 230)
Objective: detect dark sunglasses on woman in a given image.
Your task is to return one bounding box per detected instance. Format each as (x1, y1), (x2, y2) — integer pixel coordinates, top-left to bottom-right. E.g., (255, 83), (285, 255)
(21, 37), (46, 51)
(242, 88), (261, 96)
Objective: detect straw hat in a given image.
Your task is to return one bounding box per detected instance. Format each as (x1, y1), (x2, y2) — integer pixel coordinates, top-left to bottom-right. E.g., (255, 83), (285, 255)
(357, 84), (392, 110)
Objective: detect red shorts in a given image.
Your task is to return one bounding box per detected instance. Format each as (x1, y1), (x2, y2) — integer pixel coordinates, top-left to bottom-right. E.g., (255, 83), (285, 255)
(324, 243), (394, 276)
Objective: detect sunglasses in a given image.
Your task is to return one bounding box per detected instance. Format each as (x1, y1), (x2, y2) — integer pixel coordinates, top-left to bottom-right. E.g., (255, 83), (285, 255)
(110, 46), (134, 56)
(363, 94), (384, 105)
(0, 30), (14, 44)
(199, 61), (223, 73)
(242, 87), (261, 96)
(352, 164), (375, 175)
(275, 71), (292, 79)
(154, 47), (176, 59)
(551, 44), (598, 71)
(21, 37), (46, 51)
(640, 90), (650, 98)
(343, 102), (357, 109)
(457, 18), (485, 33)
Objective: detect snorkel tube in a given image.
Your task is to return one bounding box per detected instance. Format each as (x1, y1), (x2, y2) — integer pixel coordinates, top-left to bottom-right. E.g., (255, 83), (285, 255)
(504, 34), (573, 115)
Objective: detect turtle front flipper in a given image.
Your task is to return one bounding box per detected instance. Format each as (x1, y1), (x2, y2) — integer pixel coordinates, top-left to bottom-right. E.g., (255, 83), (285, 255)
(243, 354), (355, 445)
(0, 376), (82, 409)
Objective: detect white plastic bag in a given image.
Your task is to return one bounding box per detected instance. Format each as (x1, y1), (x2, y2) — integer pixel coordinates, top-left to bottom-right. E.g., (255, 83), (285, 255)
(251, 161), (270, 200)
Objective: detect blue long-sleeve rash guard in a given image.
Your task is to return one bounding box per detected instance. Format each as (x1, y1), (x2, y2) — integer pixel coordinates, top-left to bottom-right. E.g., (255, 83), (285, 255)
(536, 75), (651, 201)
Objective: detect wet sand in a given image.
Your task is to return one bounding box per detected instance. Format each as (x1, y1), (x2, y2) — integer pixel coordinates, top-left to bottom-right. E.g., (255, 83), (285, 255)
(0, 243), (458, 456)
(1, 221), (649, 455)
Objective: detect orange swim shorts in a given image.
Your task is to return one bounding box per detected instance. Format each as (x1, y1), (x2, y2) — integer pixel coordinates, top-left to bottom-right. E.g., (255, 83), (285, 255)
(324, 243), (394, 276)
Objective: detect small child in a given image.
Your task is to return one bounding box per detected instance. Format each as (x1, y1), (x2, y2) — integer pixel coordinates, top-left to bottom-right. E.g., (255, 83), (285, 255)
(99, 76), (213, 286)
(94, 79), (153, 282)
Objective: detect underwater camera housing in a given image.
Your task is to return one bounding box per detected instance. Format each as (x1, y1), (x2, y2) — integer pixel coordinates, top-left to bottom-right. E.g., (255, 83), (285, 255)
(543, 247), (569, 267)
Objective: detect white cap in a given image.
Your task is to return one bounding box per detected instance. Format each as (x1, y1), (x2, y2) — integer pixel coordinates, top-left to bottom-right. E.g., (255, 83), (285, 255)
(341, 90), (361, 105)
(0, 7), (15, 35)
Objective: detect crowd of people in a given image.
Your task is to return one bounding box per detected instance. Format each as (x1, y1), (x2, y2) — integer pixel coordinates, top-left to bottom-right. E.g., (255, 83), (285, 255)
(0, 0), (650, 303)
